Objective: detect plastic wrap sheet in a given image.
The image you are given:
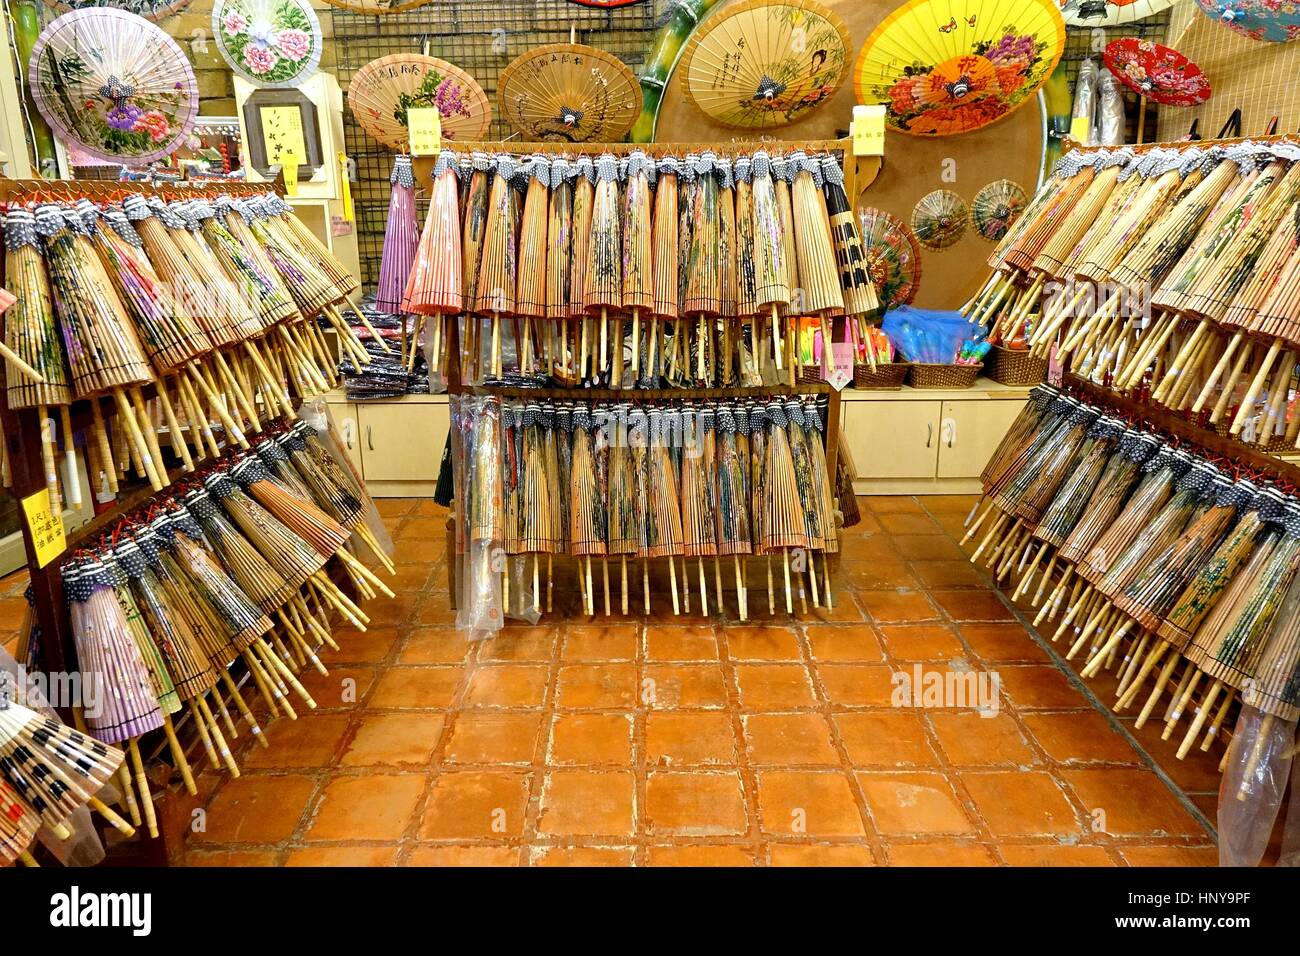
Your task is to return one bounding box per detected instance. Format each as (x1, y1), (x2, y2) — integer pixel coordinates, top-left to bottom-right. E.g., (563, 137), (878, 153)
(451, 394), (505, 638)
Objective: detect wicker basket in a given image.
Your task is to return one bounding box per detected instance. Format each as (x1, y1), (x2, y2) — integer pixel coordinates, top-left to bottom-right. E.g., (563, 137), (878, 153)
(853, 361), (909, 389)
(985, 345), (1047, 386)
(907, 362), (982, 389)
(797, 365), (824, 386)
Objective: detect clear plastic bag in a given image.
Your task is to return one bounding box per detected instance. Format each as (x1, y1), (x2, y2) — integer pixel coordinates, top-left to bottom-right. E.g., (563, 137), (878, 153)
(451, 395), (505, 639)
(1218, 705), (1296, 866)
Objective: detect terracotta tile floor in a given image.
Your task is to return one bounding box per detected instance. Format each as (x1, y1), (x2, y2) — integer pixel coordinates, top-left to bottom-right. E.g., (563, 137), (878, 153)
(16, 495), (1225, 866)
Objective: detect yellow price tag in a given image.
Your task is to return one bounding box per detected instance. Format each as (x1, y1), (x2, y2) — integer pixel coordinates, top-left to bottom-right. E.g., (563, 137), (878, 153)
(21, 488), (65, 569)
(280, 152), (300, 196)
(852, 105), (886, 157)
(1069, 116), (1090, 144)
(408, 107), (442, 157)
(261, 105), (307, 166)
(338, 151), (354, 221)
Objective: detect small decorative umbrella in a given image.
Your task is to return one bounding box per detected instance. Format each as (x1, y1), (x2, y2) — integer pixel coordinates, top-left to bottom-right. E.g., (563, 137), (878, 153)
(212, 0), (321, 89)
(857, 206), (922, 308)
(820, 155), (879, 366)
(29, 8), (198, 164)
(1194, 0), (1300, 42)
(678, 0), (852, 130)
(497, 43), (641, 143)
(912, 189), (969, 250)
(376, 156), (418, 316)
(1104, 37), (1212, 142)
(347, 54), (491, 149)
(971, 179), (1030, 242)
(854, 0), (1066, 136)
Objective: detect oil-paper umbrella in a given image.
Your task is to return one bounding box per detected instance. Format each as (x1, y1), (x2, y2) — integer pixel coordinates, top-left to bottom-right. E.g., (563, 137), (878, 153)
(678, 0), (851, 130)
(376, 156), (418, 316)
(854, 0), (1066, 136)
(402, 149), (463, 379)
(1194, 0), (1300, 42)
(857, 206), (922, 308)
(971, 180), (1030, 242)
(912, 189), (969, 250)
(1104, 37), (1212, 142)
(497, 43), (641, 143)
(347, 54), (491, 149)
(28, 8), (198, 164)
(212, 0), (321, 89)
(1059, 0), (1177, 26)
(47, 0), (194, 19)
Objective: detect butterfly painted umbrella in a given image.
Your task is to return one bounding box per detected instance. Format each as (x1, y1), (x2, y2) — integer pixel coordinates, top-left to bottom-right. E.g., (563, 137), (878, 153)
(28, 8), (198, 163)
(348, 54), (491, 148)
(854, 0), (1066, 136)
(678, 0), (852, 130)
(497, 43), (641, 143)
(1103, 37), (1211, 142)
(1194, 0), (1300, 42)
(213, 0), (321, 88)
(1058, 0), (1177, 26)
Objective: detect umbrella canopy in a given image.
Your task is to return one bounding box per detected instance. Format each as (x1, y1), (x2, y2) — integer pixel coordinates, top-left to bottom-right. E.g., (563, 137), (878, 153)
(1103, 37), (1212, 106)
(348, 54), (491, 149)
(971, 179), (1030, 242)
(1194, 0), (1300, 42)
(679, 0), (851, 129)
(854, 0), (1066, 136)
(1059, 0), (1177, 26)
(497, 43), (641, 142)
(857, 206), (922, 308)
(49, 0), (194, 18)
(912, 188), (969, 250)
(29, 8), (198, 164)
(213, 0), (321, 89)
(376, 156), (419, 314)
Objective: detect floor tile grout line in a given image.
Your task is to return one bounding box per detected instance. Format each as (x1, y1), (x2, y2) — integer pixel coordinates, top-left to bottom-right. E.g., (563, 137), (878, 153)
(915, 497), (1219, 846)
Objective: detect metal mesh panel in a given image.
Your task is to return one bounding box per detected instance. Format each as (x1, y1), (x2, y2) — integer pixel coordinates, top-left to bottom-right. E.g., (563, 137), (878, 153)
(1057, 16), (1173, 144)
(330, 0), (665, 291)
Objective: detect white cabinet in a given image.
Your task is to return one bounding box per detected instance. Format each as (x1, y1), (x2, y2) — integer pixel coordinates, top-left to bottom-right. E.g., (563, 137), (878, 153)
(322, 392), (448, 497)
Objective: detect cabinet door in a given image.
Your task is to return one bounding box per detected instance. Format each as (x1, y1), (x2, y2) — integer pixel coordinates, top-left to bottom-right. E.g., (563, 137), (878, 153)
(356, 402), (448, 482)
(937, 399), (1027, 478)
(841, 400), (941, 479)
(325, 402), (362, 471)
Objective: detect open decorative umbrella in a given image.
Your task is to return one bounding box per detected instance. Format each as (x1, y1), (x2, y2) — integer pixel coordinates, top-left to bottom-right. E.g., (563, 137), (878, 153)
(348, 54), (491, 149)
(212, 0), (321, 89)
(48, 0), (194, 19)
(1059, 0), (1177, 26)
(912, 189), (969, 249)
(1194, 0), (1300, 42)
(315, 0), (433, 12)
(854, 0), (1066, 136)
(678, 0), (851, 130)
(1103, 37), (1212, 107)
(857, 206), (922, 307)
(497, 43), (641, 142)
(29, 8), (198, 164)
(971, 179), (1029, 242)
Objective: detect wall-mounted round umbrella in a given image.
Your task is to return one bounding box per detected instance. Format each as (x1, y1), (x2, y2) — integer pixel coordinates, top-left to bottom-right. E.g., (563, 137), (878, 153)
(497, 43), (641, 142)
(1194, 0), (1300, 42)
(970, 179), (1029, 242)
(1103, 37), (1212, 107)
(567, 0), (646, 6)
(1059, 0), (1177, 26)
(315, 0), (433, 12)
(47, 0), (194, 20)
(678, 0), (851, 130)
(857, 206), (922, 308)
(854, 0), (1066, 136)
(28, 8), (198, 164)
(348, 53), (491, 148)
(912, 189), (968, 249)
(213, 0), (321, 89)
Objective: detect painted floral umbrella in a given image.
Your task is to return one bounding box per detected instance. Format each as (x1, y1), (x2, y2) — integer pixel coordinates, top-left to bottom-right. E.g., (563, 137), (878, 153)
(912, 189), (969, 249)
(1103, 37), (1212, 106)
(1057, 0), (1177, 26)
(28, 8), (198, 164)
(970, 179), (1028, 241)
(854, 0), (1066, 136)
(857, 206), (922, 307)
(45, 0), (194, 20)
(347, 54), (491, 149)
(497, 44), (641, 142)
(213, 0), (321, 89)
(1195, 0), (1300, 42)
(678, 0), (852, 130)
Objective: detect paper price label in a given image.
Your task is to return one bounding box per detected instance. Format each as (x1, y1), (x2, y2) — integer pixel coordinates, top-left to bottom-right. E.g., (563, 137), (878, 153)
(852, 105), (886, 157)
(1069, 116), (1090, 144)
(21, 488), (65, 568)
(280, 153), (300, 195)
(408, 108), (442, 157)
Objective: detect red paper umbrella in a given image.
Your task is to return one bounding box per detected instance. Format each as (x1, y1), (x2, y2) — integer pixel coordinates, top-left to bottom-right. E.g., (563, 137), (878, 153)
(1102, 37), (1211, 106)
(567, 0), (645, 6)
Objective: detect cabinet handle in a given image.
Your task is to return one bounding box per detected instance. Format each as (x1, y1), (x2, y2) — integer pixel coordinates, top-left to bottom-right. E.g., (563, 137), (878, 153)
(367, 424), (374, 451)
(342, 419), (354, 450)
(943, 417), (957, 448)
(926, 423), (933, 448)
